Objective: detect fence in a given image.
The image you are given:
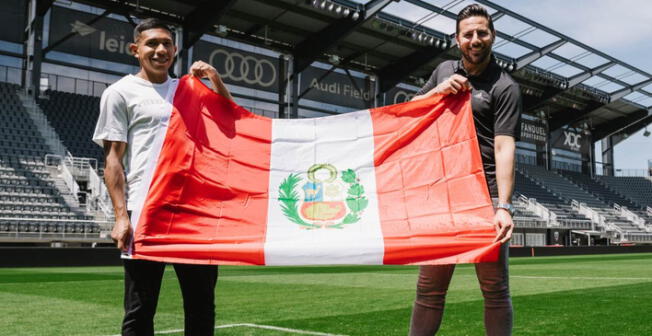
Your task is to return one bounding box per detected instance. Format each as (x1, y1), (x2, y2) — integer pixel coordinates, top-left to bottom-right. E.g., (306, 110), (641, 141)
(0, 217), (112, 242)
(0, 64), (111, 97)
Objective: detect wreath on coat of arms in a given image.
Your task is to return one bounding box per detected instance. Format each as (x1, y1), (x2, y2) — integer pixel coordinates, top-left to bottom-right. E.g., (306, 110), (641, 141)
(279, 164), (368, 229)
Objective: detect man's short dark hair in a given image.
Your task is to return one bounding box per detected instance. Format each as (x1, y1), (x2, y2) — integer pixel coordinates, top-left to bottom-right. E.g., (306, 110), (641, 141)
(456, 4), (495, 35)
(133, 18), (173, 42)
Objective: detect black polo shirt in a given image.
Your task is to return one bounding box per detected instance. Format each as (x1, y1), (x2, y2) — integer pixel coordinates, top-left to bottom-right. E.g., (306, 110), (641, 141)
(416, 57), (522, 197)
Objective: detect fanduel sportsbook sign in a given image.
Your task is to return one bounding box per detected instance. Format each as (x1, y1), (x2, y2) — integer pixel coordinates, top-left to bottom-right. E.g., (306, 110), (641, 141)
(520, 118), (547, 146)
(48, 6), (137, 65)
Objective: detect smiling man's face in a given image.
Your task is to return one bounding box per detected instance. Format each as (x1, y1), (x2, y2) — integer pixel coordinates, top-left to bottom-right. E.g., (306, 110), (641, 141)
(130, 28), (176, 83)
(456, 16), (494, 67)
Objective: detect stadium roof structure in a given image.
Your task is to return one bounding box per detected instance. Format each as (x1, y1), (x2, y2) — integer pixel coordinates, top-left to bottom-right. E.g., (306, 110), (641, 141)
(36, 0), (652, 141)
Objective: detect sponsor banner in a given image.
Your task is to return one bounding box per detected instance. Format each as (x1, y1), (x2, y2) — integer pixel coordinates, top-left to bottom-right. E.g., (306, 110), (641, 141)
(195, 40), (375, 109)
(519, 118), (547, 145)
(48, 6), (137, 65)
(300, 67), (374, 109)
(385, 87), (417, 104)
(551, 126), (590, 154)
(193, 40), (279, 93)
(0, 0), (26, 44)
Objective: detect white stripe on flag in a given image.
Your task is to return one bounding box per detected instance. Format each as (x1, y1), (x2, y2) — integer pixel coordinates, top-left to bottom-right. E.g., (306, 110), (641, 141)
(126, 79), (179, 258)
(264, 110), (384, 265)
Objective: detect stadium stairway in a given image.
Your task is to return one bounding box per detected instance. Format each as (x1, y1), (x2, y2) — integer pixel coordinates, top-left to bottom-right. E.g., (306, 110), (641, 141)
(0, 82), (100, 239)
(515, 167), (592, 228)
(520, 165), (644, 233)
(560, 170), (650, 227)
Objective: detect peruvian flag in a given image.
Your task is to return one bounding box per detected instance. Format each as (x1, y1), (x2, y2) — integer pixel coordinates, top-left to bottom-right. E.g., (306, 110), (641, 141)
(127, 75), (499, 265)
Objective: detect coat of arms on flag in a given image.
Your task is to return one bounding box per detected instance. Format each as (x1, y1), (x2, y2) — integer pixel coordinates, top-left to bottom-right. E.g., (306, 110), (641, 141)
(127, 75), (500, 266)
(279, 164), (368, 229)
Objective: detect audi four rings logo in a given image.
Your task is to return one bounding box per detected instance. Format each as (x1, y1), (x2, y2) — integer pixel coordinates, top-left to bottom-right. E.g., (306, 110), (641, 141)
(209, 49), (277, 87)
(393, 90), (416, 104)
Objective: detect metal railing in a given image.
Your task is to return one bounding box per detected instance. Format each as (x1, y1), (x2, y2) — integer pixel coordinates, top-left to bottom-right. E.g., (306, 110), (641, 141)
(519, 194), (558, 225)
(613, 203), (646, 229)
(0, 217), (112, 241)
(45, 154), (80, 196)
(556, 219), (592, 230)
(572, 199), (625, 241)
(623, 232), (652, 243)
(0, 65), (23, 85)
(513, 219), (547, 228)
(571, 200), (601, 231)
(614, 169), (650, 177)
(0, 64), (111, 97)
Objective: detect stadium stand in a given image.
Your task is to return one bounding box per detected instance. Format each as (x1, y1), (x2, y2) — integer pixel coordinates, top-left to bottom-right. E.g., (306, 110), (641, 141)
(0, 82), (100, 238)
(561, 171), (652, 224)
(520, 165), (644, 233)
(596, 176), (652, 210)
(515, 167), (592, 226)
(39, 90), (104, 165)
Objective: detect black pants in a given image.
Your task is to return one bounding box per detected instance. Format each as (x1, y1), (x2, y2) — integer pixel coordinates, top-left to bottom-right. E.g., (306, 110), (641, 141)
(122, 259), (219, 336)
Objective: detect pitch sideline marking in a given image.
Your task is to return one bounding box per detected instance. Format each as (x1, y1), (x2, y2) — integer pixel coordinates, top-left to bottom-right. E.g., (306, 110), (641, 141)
(511, 275), (651, 281)
(105, 323), (347, 336)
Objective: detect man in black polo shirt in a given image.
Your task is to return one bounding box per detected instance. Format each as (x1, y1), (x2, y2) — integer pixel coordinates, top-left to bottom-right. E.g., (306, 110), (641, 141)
(408, 4), (521, 336)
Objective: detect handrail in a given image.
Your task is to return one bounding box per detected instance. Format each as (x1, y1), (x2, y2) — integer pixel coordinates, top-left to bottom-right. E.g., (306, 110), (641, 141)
(572, 200), (607, 232)
(613, 203), (646, 228)
(88, 166), (102, 198)
(45, 154), (80, 196)
(521, 195), (557, 226)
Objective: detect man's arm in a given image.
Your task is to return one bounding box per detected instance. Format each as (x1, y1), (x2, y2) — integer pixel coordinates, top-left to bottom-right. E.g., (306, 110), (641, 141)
(493, 135), (516, 243)
(189, 60), (233, 101)
(103, 140), (131, 251)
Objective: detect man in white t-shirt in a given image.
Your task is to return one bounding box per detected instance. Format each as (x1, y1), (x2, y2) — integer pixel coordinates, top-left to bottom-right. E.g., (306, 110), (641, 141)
(93, 18), (233, 336)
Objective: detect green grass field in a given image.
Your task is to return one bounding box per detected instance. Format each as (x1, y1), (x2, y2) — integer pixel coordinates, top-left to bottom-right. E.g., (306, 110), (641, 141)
(1, 253), (651, 336)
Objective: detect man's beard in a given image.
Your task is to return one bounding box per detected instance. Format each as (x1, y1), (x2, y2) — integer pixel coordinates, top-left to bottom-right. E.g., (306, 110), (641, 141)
(462, 48), (491, 65)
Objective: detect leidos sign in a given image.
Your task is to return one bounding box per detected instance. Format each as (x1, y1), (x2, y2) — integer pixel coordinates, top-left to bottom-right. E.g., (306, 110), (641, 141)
(49, 6), (137, 65)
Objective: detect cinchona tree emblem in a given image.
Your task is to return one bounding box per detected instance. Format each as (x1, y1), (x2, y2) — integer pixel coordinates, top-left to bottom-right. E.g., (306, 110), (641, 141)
(278, 164), (368, 229)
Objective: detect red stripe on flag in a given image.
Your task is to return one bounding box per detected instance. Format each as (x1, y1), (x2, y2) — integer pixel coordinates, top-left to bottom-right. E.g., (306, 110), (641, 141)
(133, 76), (272, 265)
(370, 93), (500, 265)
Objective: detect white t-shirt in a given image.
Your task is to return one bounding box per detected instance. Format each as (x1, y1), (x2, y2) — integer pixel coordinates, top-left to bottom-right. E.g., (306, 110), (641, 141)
(93, 74), (178, 210)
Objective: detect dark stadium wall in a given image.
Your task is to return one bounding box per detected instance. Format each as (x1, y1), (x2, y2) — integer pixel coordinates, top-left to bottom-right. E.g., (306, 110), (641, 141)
(2, 246), (652, 267)
(0, 247), (121, 267)
(509, 245), (652, 257)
